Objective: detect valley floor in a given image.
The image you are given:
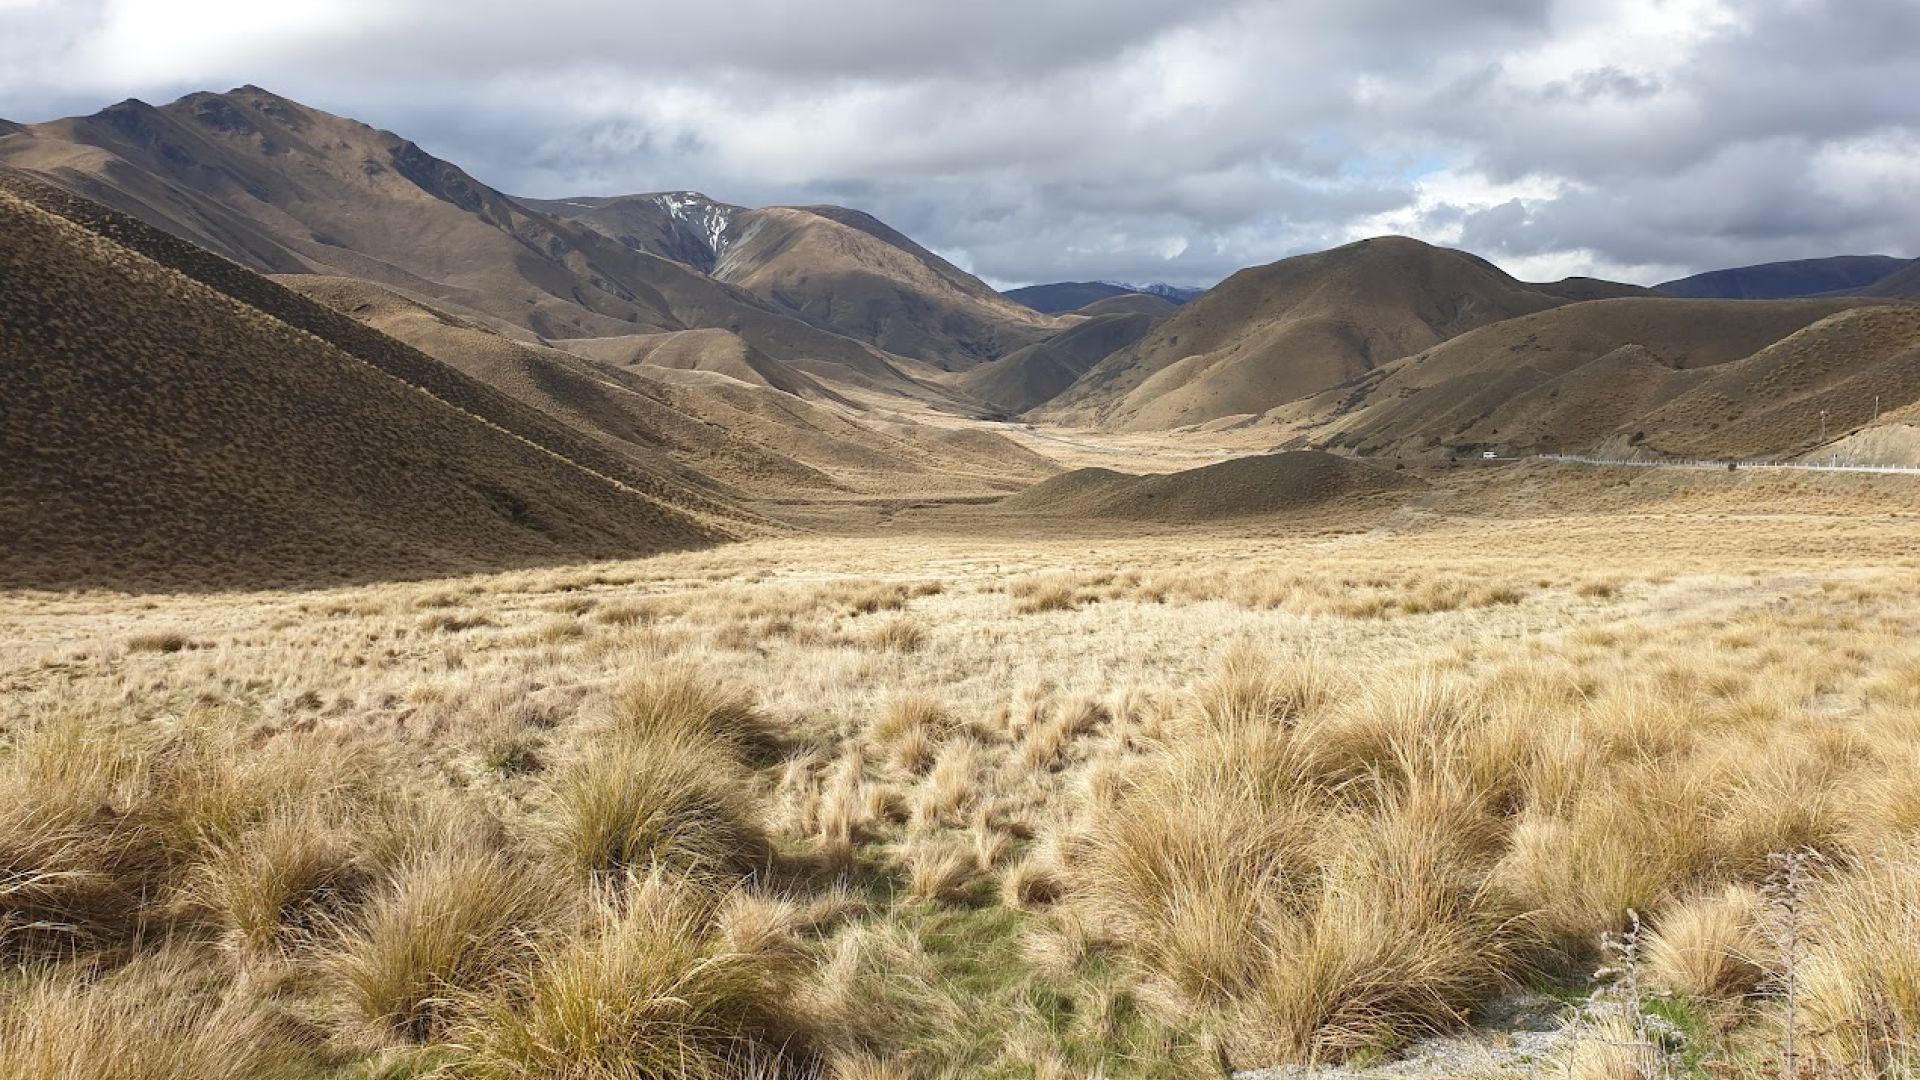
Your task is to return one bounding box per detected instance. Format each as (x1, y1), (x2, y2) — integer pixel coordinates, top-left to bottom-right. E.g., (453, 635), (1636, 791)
(5, 468), (1920, 1078)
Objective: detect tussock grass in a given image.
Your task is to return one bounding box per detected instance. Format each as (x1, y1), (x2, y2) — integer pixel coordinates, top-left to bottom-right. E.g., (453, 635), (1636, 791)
(865, 617), (927, 654)
(549, 735), (766, 880)
(9, 505), (1920, 1077)
(1078, 725), (1327, 1004)
(914, 737), (987, 829)
(1227, 806), (1514, 1065)
(0, 728), (173, 957)
(845, 583), (909, 615)
(604, 666), (775, 761)
(192, 807), (360, 958)
(326, 846), (561, 1040)
(1799, 843), (1920, 1073)
(126, 629), (195, 653)
(1009, 571), (1112, 613)
(872, 695), (953, 775)
(451, 870), (805, 1079)
(1194, 640), (1347, 732)
(1001, 854), (1066, 910)
(899, 836), (979, 905)
(0, 952), (324, 1079)
(1017, 697), (1107, 772)
(1643, 884), (1768, 999)
(801, 921), (962, 1069)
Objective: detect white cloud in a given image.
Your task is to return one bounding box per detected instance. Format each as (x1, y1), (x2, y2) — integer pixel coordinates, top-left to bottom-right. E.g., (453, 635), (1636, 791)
(0, 0), (1913, 285)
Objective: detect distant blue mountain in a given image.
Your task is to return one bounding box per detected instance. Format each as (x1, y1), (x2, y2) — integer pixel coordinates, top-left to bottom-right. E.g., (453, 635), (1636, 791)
(1119, 282), (1207, 304)
(1655, 255), (1911, 300)
(1003, 280), (1205, 314)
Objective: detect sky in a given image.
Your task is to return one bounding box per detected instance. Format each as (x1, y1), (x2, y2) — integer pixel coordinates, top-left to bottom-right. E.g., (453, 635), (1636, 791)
(2, 0), (1915, 288)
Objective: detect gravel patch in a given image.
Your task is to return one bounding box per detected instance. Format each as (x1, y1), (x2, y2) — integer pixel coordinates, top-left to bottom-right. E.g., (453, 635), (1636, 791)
(1233, 993), (1578, 1080)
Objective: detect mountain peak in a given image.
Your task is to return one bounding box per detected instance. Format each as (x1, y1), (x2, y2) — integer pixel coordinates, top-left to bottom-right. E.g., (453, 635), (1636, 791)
(650, 191), (740, 265)
(92, 97), (159, 123)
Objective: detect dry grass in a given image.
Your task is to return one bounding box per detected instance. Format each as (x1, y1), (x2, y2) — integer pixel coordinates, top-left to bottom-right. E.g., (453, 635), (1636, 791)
(5, 492), (1920, 1077)
(0, 952), (323, 1079)
(1643, 883), (1768, 999)
(1798, 843), (1920, 1074)
(192, 807), (359, 958)
(451, 870), (804, 1079)
(604, 666), (776, 760)
(325, 846), (560, 1040)
(549, 734), (766, 880)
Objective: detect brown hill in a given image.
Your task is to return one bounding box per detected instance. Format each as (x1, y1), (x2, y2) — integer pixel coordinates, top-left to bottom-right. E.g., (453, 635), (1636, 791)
(1071, 293), (1182, 318)
(1814, 390), (1920, 467)
(0, 185), (730, 591)
(1036, 236), (1570, 431)
(552, 328), (850, 404)
(0, 87), (943, 399)
(1656, 255), (1911, 299)
(1000, 451), (1421, 521)
(958, 313), (1158, 414)
(1530, 277), (1658, 302)
(537, 192), (1060, 369)
(0, 169), (762, 528)
(706, 205), (1059, 369)
(1294, 297), (1917, 461)
(283, 275), (1057, 498)
(520, 191), (741, 273)
(1003, 281), (1141, 314)
(1860, 260), (1920, 299)
(1639, 305), (1920, 459)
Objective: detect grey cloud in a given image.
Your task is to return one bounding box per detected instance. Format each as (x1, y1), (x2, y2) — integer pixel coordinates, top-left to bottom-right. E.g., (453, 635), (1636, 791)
(0, 0), (1913, 285)
(1538, 68), (1663, 104)
(1457, 136), (1919, 275)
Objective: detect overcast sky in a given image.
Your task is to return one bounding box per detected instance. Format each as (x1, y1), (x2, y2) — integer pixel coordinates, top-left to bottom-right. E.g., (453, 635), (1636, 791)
(2, 0), (1915, 287)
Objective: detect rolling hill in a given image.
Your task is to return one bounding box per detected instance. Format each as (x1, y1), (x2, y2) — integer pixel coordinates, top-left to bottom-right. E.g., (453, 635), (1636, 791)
(1004, 281), (1201, 315)
(1, 170), (765, 524)
(552, 327), (850, 404)
(1289, 296), (1920, 461)
(537, 195), (1060, 370)
(1004, 281), (1141, 314)
(1860, 260), (1920, 299)
(0, 179), (734, 591)
(1070, 293), (1182, 318)
(1000, 451), (1421, 521)
(282, 273), (1057, 498)
(710, 205), (1058, 369)
(1656, 255), (1911, 299)
(0, 87), (945, 399)
(519, 191), (742, 273)
(1037, 236), (1586, 431)
(958, 313), (1160, 414)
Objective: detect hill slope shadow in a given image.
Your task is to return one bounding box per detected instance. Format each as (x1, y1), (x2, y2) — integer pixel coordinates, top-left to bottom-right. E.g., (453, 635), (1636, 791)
(0, 180), (742, 593)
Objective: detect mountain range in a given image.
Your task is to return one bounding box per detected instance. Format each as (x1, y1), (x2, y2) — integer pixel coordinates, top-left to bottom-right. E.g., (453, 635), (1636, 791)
(1004, 280), (1203, 315)
(5, 85), (1919, 583)
(0, 172), (737, 589)
(1655, 255), (1914, 300)
(1035, 237), (1655, 430)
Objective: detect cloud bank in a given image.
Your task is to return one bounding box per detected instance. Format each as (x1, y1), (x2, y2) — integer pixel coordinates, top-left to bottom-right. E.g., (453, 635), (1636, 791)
(2, 0), (1913, 286)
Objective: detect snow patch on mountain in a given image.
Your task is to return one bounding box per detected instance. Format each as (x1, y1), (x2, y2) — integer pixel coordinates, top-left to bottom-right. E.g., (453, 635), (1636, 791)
(1102, 280), (1207, 303)
(653, 191), (738, 262)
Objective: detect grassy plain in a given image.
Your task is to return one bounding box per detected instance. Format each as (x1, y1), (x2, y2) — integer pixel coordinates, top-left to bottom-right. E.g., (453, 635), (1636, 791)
(4, 464), (1920, 1078)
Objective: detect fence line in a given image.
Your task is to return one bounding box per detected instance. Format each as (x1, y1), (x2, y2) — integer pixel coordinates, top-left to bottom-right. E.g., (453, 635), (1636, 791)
(1531, 453), (1920, 476)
